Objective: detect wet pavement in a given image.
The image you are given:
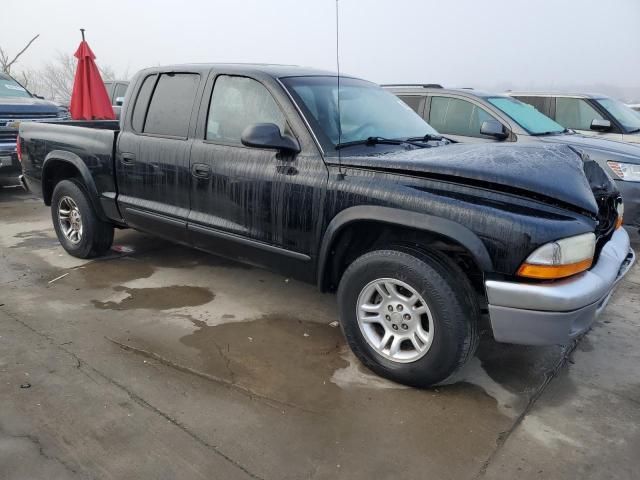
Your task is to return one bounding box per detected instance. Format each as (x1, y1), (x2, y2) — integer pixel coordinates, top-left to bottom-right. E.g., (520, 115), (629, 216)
(1, 186), (638, 479)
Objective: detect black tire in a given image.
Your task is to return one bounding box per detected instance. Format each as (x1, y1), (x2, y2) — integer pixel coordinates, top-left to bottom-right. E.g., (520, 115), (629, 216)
(337, 249), (479, 388)
(51, 179), (114, 258)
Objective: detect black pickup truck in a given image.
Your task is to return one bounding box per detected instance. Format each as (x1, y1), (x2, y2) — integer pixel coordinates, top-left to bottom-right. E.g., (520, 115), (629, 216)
(18, 64), (635, 387)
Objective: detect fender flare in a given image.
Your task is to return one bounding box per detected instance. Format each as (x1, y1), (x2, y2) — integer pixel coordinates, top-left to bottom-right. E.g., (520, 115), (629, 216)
(317, 205), (494, 288)
(42, 150), (108, 221)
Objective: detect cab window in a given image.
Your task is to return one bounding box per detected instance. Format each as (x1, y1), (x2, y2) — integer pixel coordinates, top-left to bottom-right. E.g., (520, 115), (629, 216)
(207, 75), (286, 144)
(429, 96), (494, 137)
(555, 97), (605, 131)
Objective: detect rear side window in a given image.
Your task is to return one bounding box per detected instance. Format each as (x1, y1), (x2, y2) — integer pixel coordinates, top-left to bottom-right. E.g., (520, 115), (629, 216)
(143, 73), (200, 138)
(206, 75), (286, 144)
(555, 97), (604, 130)
(398, 95), (423, 115)
(113, 83), (128, 102)
(515, 96), (552, 117)
(131, 74), (157, 132)
(429, 96), (494, 137)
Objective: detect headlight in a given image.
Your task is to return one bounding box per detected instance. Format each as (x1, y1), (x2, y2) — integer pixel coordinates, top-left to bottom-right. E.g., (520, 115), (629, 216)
(517, 232), (595, 279)
(607, 161), (640, 182)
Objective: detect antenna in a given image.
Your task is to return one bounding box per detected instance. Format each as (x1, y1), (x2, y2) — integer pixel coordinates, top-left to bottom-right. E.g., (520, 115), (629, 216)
(335, 0), (344, 178)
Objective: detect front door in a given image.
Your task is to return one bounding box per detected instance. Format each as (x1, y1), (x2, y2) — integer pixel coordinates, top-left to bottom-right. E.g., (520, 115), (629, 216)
(188, 73), (327, 280)
(116, 72), (202, 243)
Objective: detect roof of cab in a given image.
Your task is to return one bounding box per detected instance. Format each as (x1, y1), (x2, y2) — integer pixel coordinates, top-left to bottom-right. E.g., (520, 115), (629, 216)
(506, 91), (609, 100)
(383, 85), (500, 98)
(137, 63), (342, 79)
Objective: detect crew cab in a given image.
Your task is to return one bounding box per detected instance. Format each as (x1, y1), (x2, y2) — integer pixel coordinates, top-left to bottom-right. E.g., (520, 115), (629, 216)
(18, 64), (635, 387)
(0, 72), (69, 183)
(386, 85), (640, 230)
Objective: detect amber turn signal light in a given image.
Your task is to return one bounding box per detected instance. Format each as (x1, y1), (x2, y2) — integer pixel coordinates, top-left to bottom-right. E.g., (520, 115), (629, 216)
(517, 258), (593, 280)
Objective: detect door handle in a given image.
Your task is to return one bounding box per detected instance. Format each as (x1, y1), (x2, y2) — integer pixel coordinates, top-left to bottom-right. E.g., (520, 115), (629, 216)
(121, 153), (136, 165)
(191, 163), (211, 178)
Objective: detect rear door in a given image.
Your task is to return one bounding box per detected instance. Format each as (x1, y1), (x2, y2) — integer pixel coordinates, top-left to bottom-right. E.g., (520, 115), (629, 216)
(187, 72), (327, 280)
(427, 95), (503, 143)
(116, 72), (203, 243)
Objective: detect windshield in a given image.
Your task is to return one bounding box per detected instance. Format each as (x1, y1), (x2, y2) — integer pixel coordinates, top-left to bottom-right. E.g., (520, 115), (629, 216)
(0, 74), (31, 99)
(596, 97), (640, 133)
(487, 96), (565, 135)
(281, 76), (438, 151)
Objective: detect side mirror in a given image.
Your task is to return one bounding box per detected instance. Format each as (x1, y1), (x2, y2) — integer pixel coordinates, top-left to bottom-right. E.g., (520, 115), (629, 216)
(480, 120), (509, 140)
(115, 97), (125, 107)
(241, 123), (300, 154)
(590, 118), (611, 132)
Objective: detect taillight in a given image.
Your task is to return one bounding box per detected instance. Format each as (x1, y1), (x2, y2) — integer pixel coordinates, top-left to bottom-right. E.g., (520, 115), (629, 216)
(16, 134), (22, 163)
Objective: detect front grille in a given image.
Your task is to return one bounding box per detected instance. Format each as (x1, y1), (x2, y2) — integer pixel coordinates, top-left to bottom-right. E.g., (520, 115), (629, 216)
(0, 129), (18, 143)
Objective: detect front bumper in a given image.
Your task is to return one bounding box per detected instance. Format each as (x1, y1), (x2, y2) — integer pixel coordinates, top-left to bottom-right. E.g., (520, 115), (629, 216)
(486, 228), (635, 346)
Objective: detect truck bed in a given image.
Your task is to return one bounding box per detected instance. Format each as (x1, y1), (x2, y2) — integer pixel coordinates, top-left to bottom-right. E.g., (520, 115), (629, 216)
(19, 120), (121, 221)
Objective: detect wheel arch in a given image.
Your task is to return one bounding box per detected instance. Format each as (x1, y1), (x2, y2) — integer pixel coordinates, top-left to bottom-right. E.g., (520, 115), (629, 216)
(317, 206), (493, 292)
(42, 151), (107, 221)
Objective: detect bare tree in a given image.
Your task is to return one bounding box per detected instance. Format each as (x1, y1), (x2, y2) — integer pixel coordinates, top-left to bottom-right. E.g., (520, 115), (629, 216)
(15, 52), (123, 104)
(0, 34), (40, 74)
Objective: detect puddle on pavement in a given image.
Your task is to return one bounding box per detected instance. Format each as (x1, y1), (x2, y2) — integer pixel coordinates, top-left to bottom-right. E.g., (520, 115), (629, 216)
(64, 257), (156, 289)
(10, 229), (59, 249)
(93, 285), (214, 310)
(179, 314), (347, 408)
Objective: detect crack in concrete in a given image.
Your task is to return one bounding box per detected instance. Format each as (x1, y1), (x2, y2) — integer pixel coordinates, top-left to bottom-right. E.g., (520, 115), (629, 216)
(473, 337), (581, 479)
(1, 308), (265, 480)
(0, 426), (80, 476)
(106, 336), (320, 415)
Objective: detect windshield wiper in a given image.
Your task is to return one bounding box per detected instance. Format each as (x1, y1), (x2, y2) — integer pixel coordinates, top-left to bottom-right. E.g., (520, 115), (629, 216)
(530, 130), (564, 136)
(405, 133), (444, 142)
(335, 136), (429, 150)
(627, 128), (640, 134)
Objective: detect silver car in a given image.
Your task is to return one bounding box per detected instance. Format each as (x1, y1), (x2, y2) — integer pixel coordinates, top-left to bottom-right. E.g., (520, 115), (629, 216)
(508, 92), (640, 145)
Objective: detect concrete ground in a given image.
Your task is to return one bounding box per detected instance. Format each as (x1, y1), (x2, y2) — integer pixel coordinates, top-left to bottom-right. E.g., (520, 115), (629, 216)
(1, 185), (638, 480)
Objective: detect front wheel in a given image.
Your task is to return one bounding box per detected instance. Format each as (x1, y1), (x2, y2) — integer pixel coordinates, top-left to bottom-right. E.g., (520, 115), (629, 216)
(51, 179), (114, 258)
(337, 249), (479, 387)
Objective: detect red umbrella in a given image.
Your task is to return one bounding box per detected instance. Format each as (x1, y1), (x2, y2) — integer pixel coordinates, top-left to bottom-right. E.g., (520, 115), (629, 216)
(69, 29), (115, 120)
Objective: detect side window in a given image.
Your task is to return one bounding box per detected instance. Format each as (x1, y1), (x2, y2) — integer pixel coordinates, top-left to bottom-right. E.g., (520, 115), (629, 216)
(555, 97), (604, 130)
(429, 96), (495, 137)
(398, 96), (423, 115)
(207, 75), (286, 144)
(131, 74), (157, 132)
(143, 73), (200, 138)
(516, 96), (552, 117)
(113, 83), (128, 102)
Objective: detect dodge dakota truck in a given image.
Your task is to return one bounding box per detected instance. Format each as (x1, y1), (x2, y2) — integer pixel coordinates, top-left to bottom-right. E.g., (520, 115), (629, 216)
(18, 64), (635, 387)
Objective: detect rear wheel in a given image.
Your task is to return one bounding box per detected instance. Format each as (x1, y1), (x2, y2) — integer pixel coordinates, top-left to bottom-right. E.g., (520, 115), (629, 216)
(51, 179), (114, 258)
(337, 249), (479, 387)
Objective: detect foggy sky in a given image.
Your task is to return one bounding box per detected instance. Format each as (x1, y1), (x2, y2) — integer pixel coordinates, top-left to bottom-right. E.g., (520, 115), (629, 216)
(2, 0), (639, 95)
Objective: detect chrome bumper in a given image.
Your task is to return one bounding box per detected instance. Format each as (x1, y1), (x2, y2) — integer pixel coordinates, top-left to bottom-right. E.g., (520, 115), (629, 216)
(486, 228), (636, 345)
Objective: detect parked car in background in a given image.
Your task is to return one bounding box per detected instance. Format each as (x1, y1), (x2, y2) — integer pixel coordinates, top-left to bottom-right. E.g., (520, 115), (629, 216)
(0, 72), (69, 184)
(18, 64), (634, 387)
(508, 92), (640, 145)
(103, 80), (129, 118)
(386, 85), (640, 229)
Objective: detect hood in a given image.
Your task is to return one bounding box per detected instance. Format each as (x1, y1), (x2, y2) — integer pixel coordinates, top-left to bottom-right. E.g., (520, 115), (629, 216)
(337, 143), (608, 214)
(0, 96), (60, 114)
(537, 133), (640, 164)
